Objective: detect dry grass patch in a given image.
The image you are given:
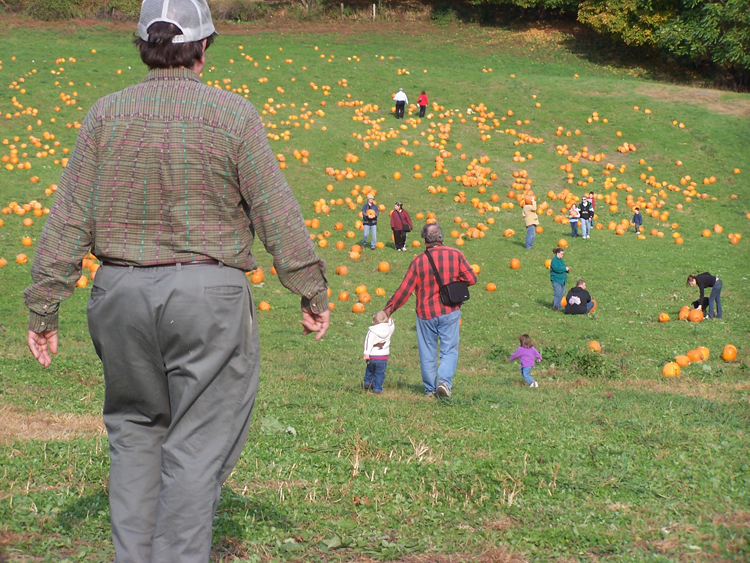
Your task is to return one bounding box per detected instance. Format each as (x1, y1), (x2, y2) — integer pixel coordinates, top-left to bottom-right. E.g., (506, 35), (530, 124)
(636, 85), (750, 118)
(0, 404), (105, 445)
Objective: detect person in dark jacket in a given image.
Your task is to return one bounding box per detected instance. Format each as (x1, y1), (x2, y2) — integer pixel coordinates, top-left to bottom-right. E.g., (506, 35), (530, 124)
(390, 202), (413, 251)
(687, 273), (722, 318)
(564, 280), (594, 314)
(631, 207), (643, 235)
(579, 196), (593, 239)
(361, 193), (379, 250)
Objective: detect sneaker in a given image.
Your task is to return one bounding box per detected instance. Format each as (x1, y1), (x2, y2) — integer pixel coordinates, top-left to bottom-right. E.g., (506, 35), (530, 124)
(425, 391), (436, 398)
(530, 381), (538, 388)
(362, 382), (372, 391)
(436, 382), (451, 398)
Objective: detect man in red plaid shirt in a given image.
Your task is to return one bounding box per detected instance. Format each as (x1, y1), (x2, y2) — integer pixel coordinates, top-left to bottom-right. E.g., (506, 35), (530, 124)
(384, 223), (477, 397)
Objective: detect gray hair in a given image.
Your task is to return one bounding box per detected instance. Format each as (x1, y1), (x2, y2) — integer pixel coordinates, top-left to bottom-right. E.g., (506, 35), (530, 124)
(421, 223), (443, 244)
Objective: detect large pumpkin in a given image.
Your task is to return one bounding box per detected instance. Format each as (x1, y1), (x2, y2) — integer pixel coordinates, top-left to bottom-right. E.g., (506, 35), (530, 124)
(662, 362), (681, 377)
(722, 345), (737, 361)
(678, 306), (690, 320)
(687, 309), (704, 323)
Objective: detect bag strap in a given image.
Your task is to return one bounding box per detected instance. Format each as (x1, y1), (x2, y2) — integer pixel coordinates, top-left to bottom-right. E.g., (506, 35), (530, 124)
(424, 247), (445, 288)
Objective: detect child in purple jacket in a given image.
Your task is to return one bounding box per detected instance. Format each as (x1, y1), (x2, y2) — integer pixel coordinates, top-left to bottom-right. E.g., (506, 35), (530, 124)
(509, 334), (542, 387)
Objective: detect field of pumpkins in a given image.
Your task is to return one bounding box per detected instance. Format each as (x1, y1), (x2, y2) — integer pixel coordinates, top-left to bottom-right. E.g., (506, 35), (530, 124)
(0, 27), (747, 381)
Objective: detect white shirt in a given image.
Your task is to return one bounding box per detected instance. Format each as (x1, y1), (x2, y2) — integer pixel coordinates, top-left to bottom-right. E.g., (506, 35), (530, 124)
(393, 91), (408, 104)
(364, 318), (395, 356)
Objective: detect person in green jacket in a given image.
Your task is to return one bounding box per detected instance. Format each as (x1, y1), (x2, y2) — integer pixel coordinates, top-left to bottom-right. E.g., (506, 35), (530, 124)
(550, 247), (571, 311)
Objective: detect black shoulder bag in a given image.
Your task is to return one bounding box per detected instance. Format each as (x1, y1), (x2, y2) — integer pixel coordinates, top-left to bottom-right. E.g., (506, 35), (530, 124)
(425, 248), (470, 306)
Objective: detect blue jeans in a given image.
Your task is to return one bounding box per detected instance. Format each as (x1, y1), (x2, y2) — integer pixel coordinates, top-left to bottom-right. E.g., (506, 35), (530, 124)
(552, 281), (565, 310)
(521, 367), (535, 385)
(570, 221), (578, 237)
(364, 359), (388, 393)
(525, 225), (536, 249)
(587, 301), (594, 312)
(362, 224), (377, 249)
(708, 280), (722, 318)
(580, 219), (590, 238)
(415, 309), (461, 394)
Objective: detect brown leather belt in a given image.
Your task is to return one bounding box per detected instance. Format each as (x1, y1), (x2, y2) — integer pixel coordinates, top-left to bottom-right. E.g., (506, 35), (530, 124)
(101, 259), (220, 268)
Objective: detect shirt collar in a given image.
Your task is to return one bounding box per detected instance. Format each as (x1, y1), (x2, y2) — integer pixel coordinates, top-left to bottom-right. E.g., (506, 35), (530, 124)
(143, 67), (202, 84)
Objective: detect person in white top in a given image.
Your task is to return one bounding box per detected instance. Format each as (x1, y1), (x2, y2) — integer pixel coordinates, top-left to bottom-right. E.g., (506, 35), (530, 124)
(393, 88), (408, 119)
(363, 311), (396, 394)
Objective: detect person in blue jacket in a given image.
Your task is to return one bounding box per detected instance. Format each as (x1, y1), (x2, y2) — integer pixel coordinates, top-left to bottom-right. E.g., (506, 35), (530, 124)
(631, 207), (643, 235)
(550, 247), (571, 311)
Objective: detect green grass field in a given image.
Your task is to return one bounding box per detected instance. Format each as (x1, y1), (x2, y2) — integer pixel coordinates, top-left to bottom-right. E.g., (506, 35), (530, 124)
(1, 19), (749, 562)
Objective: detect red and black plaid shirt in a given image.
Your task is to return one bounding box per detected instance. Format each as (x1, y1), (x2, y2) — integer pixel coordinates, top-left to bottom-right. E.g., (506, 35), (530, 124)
(385, 243), (477, 320)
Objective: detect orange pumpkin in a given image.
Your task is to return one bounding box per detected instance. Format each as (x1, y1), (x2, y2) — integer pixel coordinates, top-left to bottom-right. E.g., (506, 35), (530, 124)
(378, 261), (390, 272)
(412, 240), (421, 247)
(250, 269), (264, 284)
(687, 309), (704, 323)
(358, 292), (371, 304)
(678, 306), (690, 320)
(258, 301), (271, 311)
(674, 355), (691, 367)
(686, 349), (704, 363)
(722, 345), (737, 361)
(560, 296), (567, 308)
(485, 282), (497, 292)
(76, 275), (89, 288)
(510, 258), (521, 270)
(352, 302), (366, 313)
(335, 241), (346, 250)
(557, 238), (569, 248)
(658, 313), (670, 322)
(588, 340), (601, 353)
(338, 291), (350, 301)
(335, 265), (348, 276)
(375, 287), (386, 296)
(16, 253), (28, 264)
(355, 285), (368, 294)
(696, 346), (710, 361)
(21, 236), (33, 247)
(662, 362), (681, 378)
(544, 259), (551, 269)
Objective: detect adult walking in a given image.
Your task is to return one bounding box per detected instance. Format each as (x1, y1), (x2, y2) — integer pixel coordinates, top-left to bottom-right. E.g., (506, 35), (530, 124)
(587, 191), (596, 231)
(579, 195), (593, 239)
(550, 247), (571, 311)
(393, 87), (408, 119)
(564, 280), (594, 314)
(522, 194), (539, 249)
(384, 224), (477, 398)
(362, 193), (379, 250)
(687, 273), (723, 319)
(417, 90), (428, 118)
(24, 2), (330, 560)
(390, 201), (413, 251)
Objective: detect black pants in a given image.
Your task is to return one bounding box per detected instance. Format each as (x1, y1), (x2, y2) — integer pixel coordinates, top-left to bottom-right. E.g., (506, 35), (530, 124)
(393, 229), (407, 250)
(395, 101), (405, 119)
(419, 105), (426, 117)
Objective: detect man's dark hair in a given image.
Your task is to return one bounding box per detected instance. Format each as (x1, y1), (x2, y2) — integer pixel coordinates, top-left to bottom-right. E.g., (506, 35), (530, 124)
(135, 22), (214, 70)
(576, 279), (586, 288)
(421, 223), (443, 244)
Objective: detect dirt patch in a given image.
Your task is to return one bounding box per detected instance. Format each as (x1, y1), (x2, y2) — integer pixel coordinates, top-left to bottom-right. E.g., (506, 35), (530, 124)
(607, 377), (750, 403)
(636, 85), (750, 118)
(335, 547), (528, 563)
(0, 404), (105, 445)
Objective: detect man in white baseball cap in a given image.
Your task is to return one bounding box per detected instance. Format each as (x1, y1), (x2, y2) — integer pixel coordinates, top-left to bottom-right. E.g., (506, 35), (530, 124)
(25, 0), (329, 561)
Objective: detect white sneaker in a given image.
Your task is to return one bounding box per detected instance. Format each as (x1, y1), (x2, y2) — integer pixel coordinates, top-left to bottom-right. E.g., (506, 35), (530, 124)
(436, 382), (451, 398)
(530, 381), (538, 388)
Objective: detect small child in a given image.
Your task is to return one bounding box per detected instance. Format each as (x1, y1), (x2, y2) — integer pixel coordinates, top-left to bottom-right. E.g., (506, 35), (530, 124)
(569, 204), (580, 238)
(631, 207), (642, 235)
(363, 311), (395, 394)
(509, 334), (542, 388)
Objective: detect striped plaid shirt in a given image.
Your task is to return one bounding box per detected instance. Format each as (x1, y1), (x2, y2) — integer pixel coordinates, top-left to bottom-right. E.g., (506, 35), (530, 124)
(24, 68), (327, 332)
(385, 243), (477, 320)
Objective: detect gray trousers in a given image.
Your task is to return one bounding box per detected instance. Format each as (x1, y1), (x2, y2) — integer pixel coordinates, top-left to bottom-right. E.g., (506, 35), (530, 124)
(87, 263), (260, 563)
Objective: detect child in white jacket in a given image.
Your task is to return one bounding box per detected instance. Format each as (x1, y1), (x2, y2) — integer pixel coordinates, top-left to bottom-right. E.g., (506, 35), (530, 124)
(363, 311), (395, 394)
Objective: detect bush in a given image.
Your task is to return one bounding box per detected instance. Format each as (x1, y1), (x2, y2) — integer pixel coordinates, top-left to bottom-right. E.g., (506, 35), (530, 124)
(100, 0), (141, 20)
(26, 0), (83, 20)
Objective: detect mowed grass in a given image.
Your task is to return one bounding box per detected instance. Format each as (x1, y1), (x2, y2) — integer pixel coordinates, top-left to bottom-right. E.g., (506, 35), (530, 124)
(1, 20), (749, 562)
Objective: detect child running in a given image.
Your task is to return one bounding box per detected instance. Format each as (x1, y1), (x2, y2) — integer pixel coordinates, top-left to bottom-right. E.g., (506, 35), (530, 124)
(509, 334), (542, 388)
(363, 310), (395, 394)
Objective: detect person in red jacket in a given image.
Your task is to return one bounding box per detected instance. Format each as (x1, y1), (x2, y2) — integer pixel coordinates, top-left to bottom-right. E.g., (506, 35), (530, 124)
(390, 202), (413, 251)
(417, 91), (428, 118)
(384, 223), (477, 398)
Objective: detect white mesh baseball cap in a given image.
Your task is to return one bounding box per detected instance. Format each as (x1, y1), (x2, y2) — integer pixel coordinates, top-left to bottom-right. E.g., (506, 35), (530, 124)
(138, 0), (217, 44)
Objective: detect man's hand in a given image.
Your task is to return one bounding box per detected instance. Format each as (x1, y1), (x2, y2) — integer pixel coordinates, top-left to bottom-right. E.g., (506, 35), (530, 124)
(696, 304), (702, 310)
(301, 307), (330, 341)
(28, 329), (58, 367)
(364, 354), (370, 361)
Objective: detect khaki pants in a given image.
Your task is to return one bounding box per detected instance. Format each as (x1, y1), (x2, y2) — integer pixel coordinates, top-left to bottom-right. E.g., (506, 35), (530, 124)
(88, 263), (259, 563)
